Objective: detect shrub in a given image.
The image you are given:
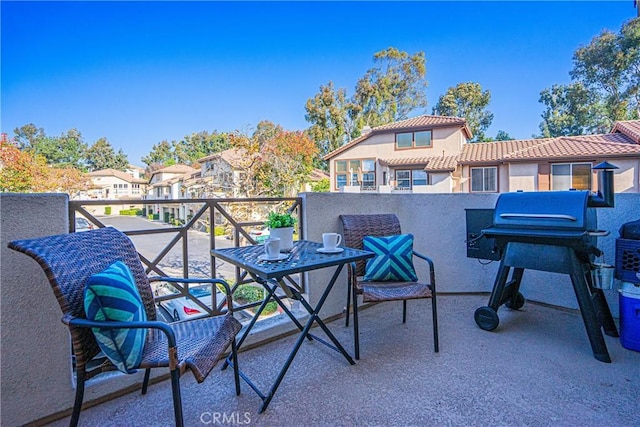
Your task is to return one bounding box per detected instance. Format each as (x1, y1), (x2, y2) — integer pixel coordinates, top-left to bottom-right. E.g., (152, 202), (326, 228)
(214, 226), (225, 236)
(234, 284), (277, 315)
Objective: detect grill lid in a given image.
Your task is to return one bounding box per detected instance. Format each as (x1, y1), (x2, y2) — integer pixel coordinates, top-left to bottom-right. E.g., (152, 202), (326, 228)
(484, 190), (598, 239)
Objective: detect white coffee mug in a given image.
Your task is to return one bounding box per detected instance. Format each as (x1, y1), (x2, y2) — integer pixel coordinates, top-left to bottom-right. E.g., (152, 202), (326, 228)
(322, 233), (342, 250)
(264, 238), (281, 258)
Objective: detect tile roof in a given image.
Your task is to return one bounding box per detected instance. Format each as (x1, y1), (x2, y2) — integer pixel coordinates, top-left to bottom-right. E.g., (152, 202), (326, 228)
(460, 133), (640, 164)
(155, 164), (196, 174)
(612, 120), (640, 144)
(378, 156), (459, 171)
(324, 115), (472, 160)
(87, 168), (147, 184)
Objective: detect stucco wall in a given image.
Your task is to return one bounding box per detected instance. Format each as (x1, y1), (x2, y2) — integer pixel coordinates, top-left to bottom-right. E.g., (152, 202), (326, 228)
(302, 192), (638, 320)
(0, 194), (152, 426)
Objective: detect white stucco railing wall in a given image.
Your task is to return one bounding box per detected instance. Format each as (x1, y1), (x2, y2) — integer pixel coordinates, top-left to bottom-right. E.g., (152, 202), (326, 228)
(302, 192), (639, 320)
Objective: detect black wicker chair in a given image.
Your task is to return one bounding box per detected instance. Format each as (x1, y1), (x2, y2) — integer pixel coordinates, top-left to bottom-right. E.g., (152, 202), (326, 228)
(340, 214), (439, 359)
(8, 227), (242, 427)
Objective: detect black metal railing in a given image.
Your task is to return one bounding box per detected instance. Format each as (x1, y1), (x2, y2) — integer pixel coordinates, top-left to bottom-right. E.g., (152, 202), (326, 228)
(69, 197), (303, 321)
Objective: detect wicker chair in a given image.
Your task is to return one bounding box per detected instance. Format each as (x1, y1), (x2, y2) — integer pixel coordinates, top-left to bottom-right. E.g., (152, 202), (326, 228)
(340, 214), (439, 359)
(8, 227), (242, 427)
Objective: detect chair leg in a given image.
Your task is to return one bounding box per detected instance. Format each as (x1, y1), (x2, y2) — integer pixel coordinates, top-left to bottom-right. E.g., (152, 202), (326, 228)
(402, 300), (407, 323)
(353, 285), (360, 360)
(169, 366), (184, 427)
(345, 280), (352, 327)
(231, 339), (241, 396)
(141, 368), (151, 395)
(70, 367), (87, 427)
(431, 290), (439, 353)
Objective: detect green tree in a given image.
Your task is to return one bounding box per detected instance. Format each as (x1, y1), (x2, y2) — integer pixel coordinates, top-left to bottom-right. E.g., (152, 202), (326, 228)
(13, 125), (87, 169)
(85, 137), (129, 171)
(353, 47), (428, 128)
(538, 83), (608, 137)
(13, 123), (45, 150)
(173, 131), (230, 165)
(541, 17), (640, 137)
(432, 82), (493, 141)
(142, 140), (175, 167)
(494, 130), (514, 141)
(305, 82), (359, 164)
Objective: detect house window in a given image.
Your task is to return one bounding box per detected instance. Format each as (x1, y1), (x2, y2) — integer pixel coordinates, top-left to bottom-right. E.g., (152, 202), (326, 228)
(412, 170), (427, 186)
(335, 158), (376, 189)
(396, 170), (411, 188)
(471, 167), (497, 192)
(395, 130), (433, 149)
(551, 163), (591, 191)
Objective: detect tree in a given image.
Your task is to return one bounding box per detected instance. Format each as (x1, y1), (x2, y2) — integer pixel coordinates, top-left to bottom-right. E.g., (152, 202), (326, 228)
(538, 83), (608, 137)
(1, 137), (90, 194)
(304, 47), (428, 160)
(258, 131), (318, 197)
(540, 17), (640, 137)
(142, 140), (175, 167)
(1, 137), (35, 191)
(494, 130), (514, 141)
(173, 131), (230, 165)
(305, 82), (359, 164)
(432, 82), (493, 141)
(12, 125), (87, 169)
(85, 137), (129, 171)
(353, 47), (428, 128)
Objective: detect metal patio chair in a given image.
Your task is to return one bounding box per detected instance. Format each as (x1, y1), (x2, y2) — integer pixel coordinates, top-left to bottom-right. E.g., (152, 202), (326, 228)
(340, 214), (439, 359)
(8, 227), (242, 427)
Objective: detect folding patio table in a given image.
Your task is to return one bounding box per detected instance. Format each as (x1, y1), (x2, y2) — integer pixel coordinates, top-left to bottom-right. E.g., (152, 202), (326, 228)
(211, 240), (374, 412)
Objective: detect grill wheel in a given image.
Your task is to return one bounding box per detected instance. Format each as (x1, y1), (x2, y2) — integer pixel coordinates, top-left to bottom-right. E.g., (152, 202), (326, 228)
(475, 306), (499, 331)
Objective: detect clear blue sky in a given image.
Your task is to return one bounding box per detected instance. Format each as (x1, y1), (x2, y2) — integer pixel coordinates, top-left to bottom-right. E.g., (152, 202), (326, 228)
(2, 1), (637, 165)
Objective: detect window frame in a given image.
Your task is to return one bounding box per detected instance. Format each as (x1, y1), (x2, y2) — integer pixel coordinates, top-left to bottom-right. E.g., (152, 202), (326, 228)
(334, 157), (376, 189)
(395, 130), (433, 150)
(551, 162), (592, 191)
(470, 167), (498, 193)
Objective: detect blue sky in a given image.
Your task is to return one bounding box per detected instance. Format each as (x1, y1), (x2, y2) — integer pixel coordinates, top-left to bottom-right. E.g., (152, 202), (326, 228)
(1, 1), (637, 165)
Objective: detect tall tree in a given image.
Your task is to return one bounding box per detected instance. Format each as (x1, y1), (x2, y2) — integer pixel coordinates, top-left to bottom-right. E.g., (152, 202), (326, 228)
(494, 130), (514, 141)
(538, 83), (608, 137)
(85, 137), (129, 171)
(173, 131), (230, 165)
(432, 82), (493, 141)
(13, 123), (45, 150)
(142, 140), (175, 167)
(540, 17), (640, 137)
(353, 47), (428, 128)
(258, 131), (318, 197)
(12, 125), (87, 169)
(305, 82), (359, 164)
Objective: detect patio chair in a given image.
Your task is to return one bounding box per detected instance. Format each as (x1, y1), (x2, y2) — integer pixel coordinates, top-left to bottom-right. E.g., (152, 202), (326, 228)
(340, 214), (439, 359)
(8, 227), (242, 427)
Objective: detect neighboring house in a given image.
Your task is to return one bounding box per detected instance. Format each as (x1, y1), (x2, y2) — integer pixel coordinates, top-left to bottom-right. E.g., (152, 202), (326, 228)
(198, 148), (254, 198)
(302, 169), (330, 192)
(125, 164), (146, 180)
(144, 164), (197, 223)
(324, 116), (640, 194)
(86, 168), (147, 199)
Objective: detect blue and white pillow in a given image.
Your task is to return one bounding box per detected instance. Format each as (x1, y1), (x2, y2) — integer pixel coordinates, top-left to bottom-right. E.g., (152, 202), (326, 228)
(363, 234), (418, 282)
(84, 261), (147, 374)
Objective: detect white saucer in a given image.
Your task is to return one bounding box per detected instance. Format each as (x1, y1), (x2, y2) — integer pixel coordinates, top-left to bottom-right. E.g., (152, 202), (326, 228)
(317, 247), (344, 254)
(257, 253), (289, 262)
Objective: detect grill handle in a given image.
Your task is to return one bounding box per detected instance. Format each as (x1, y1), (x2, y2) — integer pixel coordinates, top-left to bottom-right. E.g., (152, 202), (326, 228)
(499, 213), (577, 221)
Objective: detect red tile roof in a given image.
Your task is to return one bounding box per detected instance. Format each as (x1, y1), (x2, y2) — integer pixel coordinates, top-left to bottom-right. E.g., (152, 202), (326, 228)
(378, 155), (459, 171)
(460, 132), (640, 164)
(612, 120), (640, 144)
(324, 115), (472, 160)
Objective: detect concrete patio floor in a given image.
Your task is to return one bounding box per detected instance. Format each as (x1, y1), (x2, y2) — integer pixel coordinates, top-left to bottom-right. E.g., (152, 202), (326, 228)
(49, 294), (639, 427)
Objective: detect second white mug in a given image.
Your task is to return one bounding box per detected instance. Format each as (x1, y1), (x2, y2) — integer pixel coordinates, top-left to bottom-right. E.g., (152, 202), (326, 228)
(322, 233), (342, 250)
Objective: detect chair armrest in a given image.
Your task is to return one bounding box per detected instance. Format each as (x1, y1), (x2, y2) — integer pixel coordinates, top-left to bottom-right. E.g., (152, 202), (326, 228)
(148, 276), (234, 314)
(413, 250), (436, 288)
(63, 314), (177, 347)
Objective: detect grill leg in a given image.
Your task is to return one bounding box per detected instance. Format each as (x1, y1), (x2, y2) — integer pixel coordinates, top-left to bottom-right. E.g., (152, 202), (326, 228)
(570, 266), (611, 363)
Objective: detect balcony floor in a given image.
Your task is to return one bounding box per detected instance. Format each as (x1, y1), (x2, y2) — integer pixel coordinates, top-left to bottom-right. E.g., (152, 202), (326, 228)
(50, 294), (639, 426)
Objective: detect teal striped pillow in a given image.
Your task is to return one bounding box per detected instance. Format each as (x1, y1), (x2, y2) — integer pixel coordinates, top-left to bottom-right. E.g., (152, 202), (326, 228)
(363, 234), (418, 282)
(84, 261), (147, 374)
